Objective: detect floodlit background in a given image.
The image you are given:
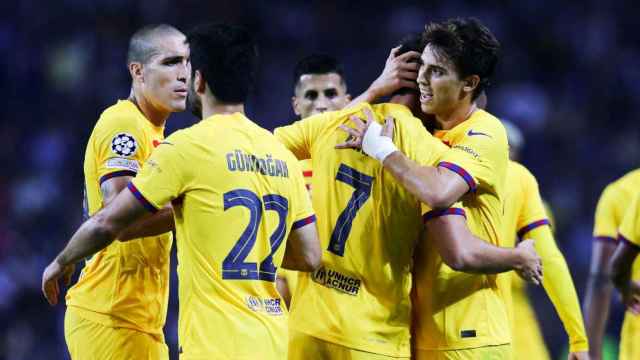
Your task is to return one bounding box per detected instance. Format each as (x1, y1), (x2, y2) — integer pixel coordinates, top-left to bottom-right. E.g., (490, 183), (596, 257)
(1, 1), (638, 359)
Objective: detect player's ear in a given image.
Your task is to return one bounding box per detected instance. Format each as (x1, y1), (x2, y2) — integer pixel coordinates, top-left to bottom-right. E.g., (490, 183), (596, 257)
(462, 75), (480, 95)
(292, 96), (301, 116)
(129, 62), (143, 83)
(194, 70), (206, 95)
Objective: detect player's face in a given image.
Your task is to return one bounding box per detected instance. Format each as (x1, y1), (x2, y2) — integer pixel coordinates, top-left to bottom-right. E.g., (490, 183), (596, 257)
(141, 34), (190, 113)
(417, 45), (465, 116)
(187, 70), (202, 119)
(293, 73), (349, 119)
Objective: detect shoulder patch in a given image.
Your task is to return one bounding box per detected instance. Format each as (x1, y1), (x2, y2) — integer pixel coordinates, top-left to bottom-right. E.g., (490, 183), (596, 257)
(111, 133), (138, 157)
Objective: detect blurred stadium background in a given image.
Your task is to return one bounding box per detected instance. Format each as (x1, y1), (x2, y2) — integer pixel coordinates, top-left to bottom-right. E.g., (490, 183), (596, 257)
(1, 1), (638, 359)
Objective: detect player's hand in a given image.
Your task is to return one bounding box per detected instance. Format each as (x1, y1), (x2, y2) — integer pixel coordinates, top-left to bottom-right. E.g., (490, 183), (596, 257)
(366, 46), (421, 98)
(337, 108), (397, 162)
(620, 280), (640, 314)
(568, 351), (590, 360)
(42, 258), (75, 306)
(515, 239), (543, 285)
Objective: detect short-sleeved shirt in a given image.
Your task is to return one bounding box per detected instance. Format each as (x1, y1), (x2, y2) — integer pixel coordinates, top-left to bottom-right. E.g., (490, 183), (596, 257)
(66, 99), (172, 336)
(130, 113), (314, 359)
(274, 102), (449, 357)
(413, 109), (511, 351)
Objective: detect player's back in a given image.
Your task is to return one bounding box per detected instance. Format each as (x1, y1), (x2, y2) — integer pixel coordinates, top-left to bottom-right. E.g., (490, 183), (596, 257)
(275, 103), (446, 356)
(140, 113), (313, 359)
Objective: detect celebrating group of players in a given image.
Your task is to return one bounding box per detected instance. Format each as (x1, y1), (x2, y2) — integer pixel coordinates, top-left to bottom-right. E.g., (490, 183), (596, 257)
(37, 17), (640, 360)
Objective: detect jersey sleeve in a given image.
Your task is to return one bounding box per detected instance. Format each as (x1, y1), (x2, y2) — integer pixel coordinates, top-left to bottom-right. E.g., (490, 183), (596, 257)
(421, 201), (466, 223)
(437, 121), (506, 193)
(93, 113), (148, 184)
(274, 113), (327, 161)
(593, 184), (622, 242)
(129, 138), (189, 212)
(619, 193), (640, 247)
(287, 155), (316, 229)
(516, 167), (551, 239)
(525, 225), (589, 352)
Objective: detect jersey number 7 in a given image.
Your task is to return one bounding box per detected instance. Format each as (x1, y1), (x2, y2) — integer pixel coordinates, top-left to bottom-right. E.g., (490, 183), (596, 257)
(328, 164), (374, 256)
(222, 189), (288, 282)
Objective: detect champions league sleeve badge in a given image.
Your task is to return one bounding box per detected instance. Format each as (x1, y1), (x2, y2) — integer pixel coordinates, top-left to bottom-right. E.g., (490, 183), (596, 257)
(111, 133), (138, 157)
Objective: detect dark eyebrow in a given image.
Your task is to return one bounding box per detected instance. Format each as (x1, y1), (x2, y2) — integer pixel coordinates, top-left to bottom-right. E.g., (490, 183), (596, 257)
(162, 55), (184, 63)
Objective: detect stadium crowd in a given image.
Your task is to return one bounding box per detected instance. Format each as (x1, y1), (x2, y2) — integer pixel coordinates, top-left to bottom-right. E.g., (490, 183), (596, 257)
(1, 1), (639, 359)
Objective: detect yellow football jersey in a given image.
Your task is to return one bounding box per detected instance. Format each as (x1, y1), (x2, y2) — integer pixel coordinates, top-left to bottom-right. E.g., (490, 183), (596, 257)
(593, 169), (640, 360)
(412, 108), (511, 351)
(300, 158), (313, 192)
(66, 99), (171, 336)
(130, 112), (314, 359)
(504, 161), (588, 356)
(274, 102), (449, 357)
(619, 191), (640, 247)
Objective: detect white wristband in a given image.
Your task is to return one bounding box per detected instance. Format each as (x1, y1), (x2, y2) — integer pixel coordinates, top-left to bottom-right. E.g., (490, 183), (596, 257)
(362, 121), (398, 162)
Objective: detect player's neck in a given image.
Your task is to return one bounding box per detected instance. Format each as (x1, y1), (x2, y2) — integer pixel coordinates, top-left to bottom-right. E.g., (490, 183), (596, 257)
(435, 100), (476, 130)
(201, 101), (245, 119)
(128, 91), (169, 128)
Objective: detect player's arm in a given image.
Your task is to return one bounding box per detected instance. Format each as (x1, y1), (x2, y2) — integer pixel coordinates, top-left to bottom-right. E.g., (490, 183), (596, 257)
(282, 220), (321, 272)
(583, 186), (621, 360)
(337, 111), (467, 208)
(346, 46), (420, 108)
(523, 225), (589, 354)
(100, 176), (175, 241)
(610, 239), (640, 313)
(583, 238), (616, 359)
(42, 186), (148, 305)
(426, 213), (542, 282)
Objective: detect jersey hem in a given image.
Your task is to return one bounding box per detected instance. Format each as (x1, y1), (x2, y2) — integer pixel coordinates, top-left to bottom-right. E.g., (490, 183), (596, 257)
(290, 326), (410, 357)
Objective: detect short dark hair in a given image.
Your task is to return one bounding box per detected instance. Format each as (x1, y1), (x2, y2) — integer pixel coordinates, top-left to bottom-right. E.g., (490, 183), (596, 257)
(187, 23), (258, 104)
(127, 24), (183, 65)
(422, 17), (500, 100)
(393, 32), (424, 96)
(293, 54), (345, 88)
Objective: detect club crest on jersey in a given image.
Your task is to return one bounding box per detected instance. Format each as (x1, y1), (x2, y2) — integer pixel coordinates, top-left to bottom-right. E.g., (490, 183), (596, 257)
(111, 133), (138, 157)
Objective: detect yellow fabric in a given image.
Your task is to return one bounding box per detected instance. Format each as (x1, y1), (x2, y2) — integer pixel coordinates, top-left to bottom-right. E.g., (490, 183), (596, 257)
(279, 268), (299, 301)
(300, 158), (313, 192)
(288, 330), (408, 360)
(593, 169), (640, 359)
(511, 289), (550, 360)
(274, 103), (448, 357)
(413, 344), (512, 360)
(413, 109), (510, 351)
(503, 161), (588, 353)
(131, 113), (314, 359)
(64, 307), (168, 360)
(619, 193), (640, 246)
(66, 99), (172, 336)
(619, 311), (640, 360)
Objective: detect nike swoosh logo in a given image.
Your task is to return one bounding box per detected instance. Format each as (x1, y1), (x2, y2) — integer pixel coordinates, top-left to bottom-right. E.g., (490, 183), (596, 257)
(467, 129), (492, 138)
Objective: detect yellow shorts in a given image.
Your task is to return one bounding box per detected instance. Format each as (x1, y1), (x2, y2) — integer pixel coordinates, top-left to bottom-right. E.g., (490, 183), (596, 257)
(414, 345), (512, 360)
(64, 308), (168, 360)
(288, 330), (408, 360)
(620, 313), (640, 360)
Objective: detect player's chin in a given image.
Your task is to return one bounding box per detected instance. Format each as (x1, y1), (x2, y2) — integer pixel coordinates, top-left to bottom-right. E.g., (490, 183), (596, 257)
(170, 99), (188, 112)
